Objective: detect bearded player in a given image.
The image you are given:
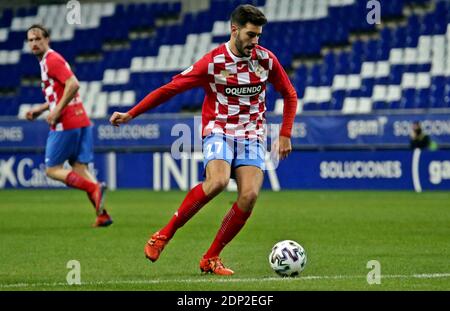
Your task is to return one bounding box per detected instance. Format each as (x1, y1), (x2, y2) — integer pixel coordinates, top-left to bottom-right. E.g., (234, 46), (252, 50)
(110, 5), (297, 275)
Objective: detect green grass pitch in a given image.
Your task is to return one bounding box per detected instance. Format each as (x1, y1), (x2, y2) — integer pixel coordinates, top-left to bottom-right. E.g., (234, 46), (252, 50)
(0, 189), (449, 291)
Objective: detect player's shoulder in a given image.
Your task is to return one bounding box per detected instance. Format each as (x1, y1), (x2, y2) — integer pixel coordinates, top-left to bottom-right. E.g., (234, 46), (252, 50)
(253, 45), (277, 60)
(191, 43), (227, 67)
(205, 43), (227, 60)
(45, 49), (67, 64)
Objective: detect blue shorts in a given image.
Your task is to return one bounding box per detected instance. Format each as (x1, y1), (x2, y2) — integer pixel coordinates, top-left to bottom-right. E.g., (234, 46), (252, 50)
(45, 126), (94, 167)
(203, 134), (266, 173)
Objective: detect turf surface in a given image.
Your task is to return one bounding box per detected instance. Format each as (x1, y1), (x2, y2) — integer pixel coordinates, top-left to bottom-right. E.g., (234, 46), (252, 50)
(0, 189), (449, 290)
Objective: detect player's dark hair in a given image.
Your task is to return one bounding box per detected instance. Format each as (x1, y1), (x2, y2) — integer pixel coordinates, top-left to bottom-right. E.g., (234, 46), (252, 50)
(231, 4), (267, 27)
(26, 24), (50, 38)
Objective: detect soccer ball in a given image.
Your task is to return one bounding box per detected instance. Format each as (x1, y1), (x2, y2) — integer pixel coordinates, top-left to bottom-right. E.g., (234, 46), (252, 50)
(269, 240), (307, 277)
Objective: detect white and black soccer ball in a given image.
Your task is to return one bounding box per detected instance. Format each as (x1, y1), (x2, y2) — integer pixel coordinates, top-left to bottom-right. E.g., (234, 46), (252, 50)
(269, 240), (307, 277)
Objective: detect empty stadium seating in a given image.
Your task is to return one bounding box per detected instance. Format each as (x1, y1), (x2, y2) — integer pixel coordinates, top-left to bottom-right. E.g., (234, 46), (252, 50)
(0, 0), (449, 118)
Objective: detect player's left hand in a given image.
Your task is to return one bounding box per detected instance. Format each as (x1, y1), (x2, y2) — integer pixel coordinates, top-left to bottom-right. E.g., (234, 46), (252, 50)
(46, 109), (61, 126)
(278, 136), (292, 160)
(26, 108), (41, 121)
(110, 112), (132, 126)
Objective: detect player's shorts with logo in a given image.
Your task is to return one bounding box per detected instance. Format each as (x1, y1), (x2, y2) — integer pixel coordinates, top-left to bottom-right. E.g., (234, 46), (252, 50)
(203, 133), (266, 172)
(45, 125), (94, 167)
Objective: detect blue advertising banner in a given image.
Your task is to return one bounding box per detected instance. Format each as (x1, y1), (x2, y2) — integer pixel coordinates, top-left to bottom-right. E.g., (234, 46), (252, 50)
(274, 150), (411, 190)
(0, 153), (107, 189)
(417, 150), (450, 191)
(1, 150), (448, 191)
(285, 113), (450, 148)
(1, 113), (450, 150)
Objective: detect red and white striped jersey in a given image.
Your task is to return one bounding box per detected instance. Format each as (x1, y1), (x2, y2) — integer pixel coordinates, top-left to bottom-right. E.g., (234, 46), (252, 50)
(128, 41), (298, 139)
(40, 49), (90, 131)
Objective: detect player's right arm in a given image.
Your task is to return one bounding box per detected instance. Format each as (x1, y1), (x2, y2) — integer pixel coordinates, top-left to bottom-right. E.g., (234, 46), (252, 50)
(26, 102), (50, 121)
(110, 55), (209, 127)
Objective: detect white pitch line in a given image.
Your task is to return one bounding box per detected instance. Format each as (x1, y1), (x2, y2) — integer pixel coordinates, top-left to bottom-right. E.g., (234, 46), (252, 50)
(1, 273), (449, 289)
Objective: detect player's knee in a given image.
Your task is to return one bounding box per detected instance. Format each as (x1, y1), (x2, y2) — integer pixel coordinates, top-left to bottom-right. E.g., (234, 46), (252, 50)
(206, 177), (229, 195)
(211, 178), (229, 192)
(45, 167), (63, 180)
(45, 167), (55, 178)
(238, 190), (259, 208)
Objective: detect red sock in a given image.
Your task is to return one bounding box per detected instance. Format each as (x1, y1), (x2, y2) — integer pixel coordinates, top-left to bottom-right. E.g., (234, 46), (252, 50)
(65, 171), (97, 194)
(159, 183), (211, 239)
(203, 202), (251, 259)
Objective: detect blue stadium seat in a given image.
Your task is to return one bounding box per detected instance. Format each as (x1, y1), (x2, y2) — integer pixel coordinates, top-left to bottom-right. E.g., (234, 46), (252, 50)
(307, 65), (322, 87)
(335, 52), (350, 75)
(74, 62), (103, 81)
(389, 66), (403, 85)
(0, 65), (20, 88)
(393, 26), (407, 48)
(383, 0), (404, 17)
(321, 65), (335, 86)
(349, 54), (362, 73)
(19, 54), (40, 76)
(443, 89), (450, 108)
(430, 84), (445, 109)
(0, 8), (13, 27)
(19, 86), (42, 102)
(331, 91), (345, 110)
(373, 101), (388, 110)
(0, 31), (25, 50)
(74, 29), (103, 54)
(361, 79), (375, 97)
(401, 89), (416, 109)
(364, 39), (379, 62)
(415, 89), (430, 109)
(421, 14), (435, 35)
(0, 96), (19, 115)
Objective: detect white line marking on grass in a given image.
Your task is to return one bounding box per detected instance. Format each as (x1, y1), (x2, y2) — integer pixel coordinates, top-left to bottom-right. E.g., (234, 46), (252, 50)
(1, 273), (449, 289)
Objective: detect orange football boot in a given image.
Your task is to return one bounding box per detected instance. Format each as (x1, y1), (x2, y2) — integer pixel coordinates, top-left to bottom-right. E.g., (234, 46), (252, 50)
(144, 232), (169, 262)
(199, 256), (234, 276)
(93, 210), (113, 227)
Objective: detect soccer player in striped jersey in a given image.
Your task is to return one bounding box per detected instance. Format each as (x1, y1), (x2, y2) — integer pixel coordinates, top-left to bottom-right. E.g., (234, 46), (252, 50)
(25, 24), (112, 227)
(110, 5), (297, 275)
